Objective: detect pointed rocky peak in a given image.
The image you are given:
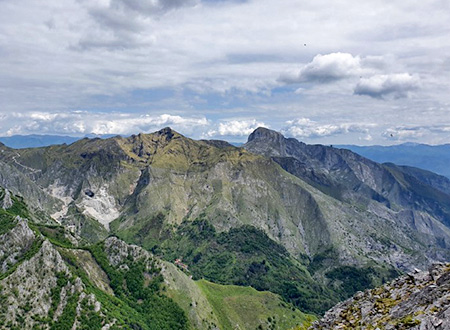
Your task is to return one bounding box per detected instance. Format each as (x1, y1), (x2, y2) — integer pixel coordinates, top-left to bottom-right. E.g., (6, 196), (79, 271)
(245, 127), (288, 157)
(156, 127), (176, 140)
(126, 127), (183, 145)
(247, 127), (284, 144)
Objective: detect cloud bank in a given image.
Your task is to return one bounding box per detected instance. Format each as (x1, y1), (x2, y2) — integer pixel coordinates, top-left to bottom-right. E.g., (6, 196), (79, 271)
(3, 113), (208, 136)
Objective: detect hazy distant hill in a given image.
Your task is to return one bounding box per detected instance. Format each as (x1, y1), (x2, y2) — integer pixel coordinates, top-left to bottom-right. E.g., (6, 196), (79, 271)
(0, 134), (120, 149)
(338, 143), (450, 179)
(0, 134), (80, 148)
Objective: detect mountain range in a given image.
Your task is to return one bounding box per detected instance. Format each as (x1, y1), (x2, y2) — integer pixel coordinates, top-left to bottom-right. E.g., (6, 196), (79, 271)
(1, 127), (450, 329)
(2, 134), (450, 181)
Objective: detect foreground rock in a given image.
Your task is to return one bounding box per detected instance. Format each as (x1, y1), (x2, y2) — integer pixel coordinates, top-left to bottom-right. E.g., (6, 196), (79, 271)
(311, 263), (450, 329)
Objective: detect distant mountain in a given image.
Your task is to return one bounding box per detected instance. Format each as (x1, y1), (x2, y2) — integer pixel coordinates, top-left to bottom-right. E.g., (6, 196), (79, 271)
(337, 143), (450, 179)
(0, 134), (120, 149)
(0, 134), (80, 148)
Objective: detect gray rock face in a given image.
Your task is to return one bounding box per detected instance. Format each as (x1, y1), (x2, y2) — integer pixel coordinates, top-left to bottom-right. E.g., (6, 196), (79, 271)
(0, 237), (111, 329)
(0, 217), (35, 273)
(246, 127), (287, 157)
(104, 236), (158, 270)
(0, 160), (62, 214)
(310, 263), (450, 329)
(2, 189), (12, 210)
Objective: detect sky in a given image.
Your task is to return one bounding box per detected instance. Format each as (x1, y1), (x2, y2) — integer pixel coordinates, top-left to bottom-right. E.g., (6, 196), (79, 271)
(0, 0), (449, 145)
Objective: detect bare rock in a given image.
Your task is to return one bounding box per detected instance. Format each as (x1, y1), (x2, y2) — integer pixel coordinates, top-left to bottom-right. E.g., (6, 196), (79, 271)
(2, 189), (13, 210)
(310, 263), (450, 330)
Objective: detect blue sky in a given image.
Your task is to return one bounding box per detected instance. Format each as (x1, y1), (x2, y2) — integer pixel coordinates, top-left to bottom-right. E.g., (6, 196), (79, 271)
(0, 0), (449, 144)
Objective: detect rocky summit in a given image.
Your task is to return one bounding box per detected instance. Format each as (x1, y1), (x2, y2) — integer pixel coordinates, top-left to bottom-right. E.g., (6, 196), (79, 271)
(0, 127), (450, 329)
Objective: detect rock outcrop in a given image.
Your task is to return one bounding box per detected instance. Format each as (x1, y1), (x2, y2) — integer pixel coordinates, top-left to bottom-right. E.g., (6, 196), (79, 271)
(0, 217), (35, 273)
(1, 190), (12, 210)
(311, 263), (450, 329)
(0, 239), (110, 329)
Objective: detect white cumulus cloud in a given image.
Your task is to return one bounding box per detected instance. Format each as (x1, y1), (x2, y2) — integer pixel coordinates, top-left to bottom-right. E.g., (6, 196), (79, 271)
(354, 73), (420, 99)
(279, 53), (362, 84)
(3, 112), (208, 136)
(206, 119), (268, 137)
(283, 118), (375, 139)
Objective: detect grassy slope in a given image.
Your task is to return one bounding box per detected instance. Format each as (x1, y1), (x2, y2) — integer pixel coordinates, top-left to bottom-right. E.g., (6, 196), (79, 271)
(196, 280), (315, 330)
(163, 260), (316, 330)
(161, 261), (221, 330)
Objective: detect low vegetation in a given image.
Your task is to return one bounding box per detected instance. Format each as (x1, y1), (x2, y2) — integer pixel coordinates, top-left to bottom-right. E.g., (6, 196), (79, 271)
(197, 280), (315, 330)
(156, 217), (337, 315)
(88, 243), (188, 330)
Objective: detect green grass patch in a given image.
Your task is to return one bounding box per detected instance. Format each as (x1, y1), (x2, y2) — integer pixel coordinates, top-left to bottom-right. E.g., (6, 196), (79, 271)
(197, 280), (316, 330)
(32, 224), (75, 248)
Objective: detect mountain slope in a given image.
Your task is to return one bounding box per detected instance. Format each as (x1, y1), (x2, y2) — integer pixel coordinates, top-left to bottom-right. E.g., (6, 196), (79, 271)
(245, 127), (450, 249)
(245, 128), (450, 226)
(244, 128), (450, 275)
(0, 128), (346, 258)
(0, 187), (312, 329)
(385, 163), (450, 196)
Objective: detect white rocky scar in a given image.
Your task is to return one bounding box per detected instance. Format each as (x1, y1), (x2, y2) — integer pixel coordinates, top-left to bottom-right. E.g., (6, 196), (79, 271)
(77, 185), (120, 230)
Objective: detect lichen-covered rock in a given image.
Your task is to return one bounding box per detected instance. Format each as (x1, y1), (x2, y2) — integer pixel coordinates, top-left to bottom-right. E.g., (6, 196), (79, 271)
(0, 217), (35, 273)
(310, 263), (450, 329)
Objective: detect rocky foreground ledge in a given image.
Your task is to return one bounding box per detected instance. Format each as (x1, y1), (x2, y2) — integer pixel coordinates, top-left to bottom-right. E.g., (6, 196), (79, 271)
(311, 263), (450, 330)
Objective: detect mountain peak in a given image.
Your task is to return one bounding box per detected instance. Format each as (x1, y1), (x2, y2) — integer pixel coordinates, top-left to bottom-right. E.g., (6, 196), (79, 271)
(245, 127), (288, 157)
(156, 127), (176, 139)
(247, 127), (284, 143)
(125, 127), (182, 144)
